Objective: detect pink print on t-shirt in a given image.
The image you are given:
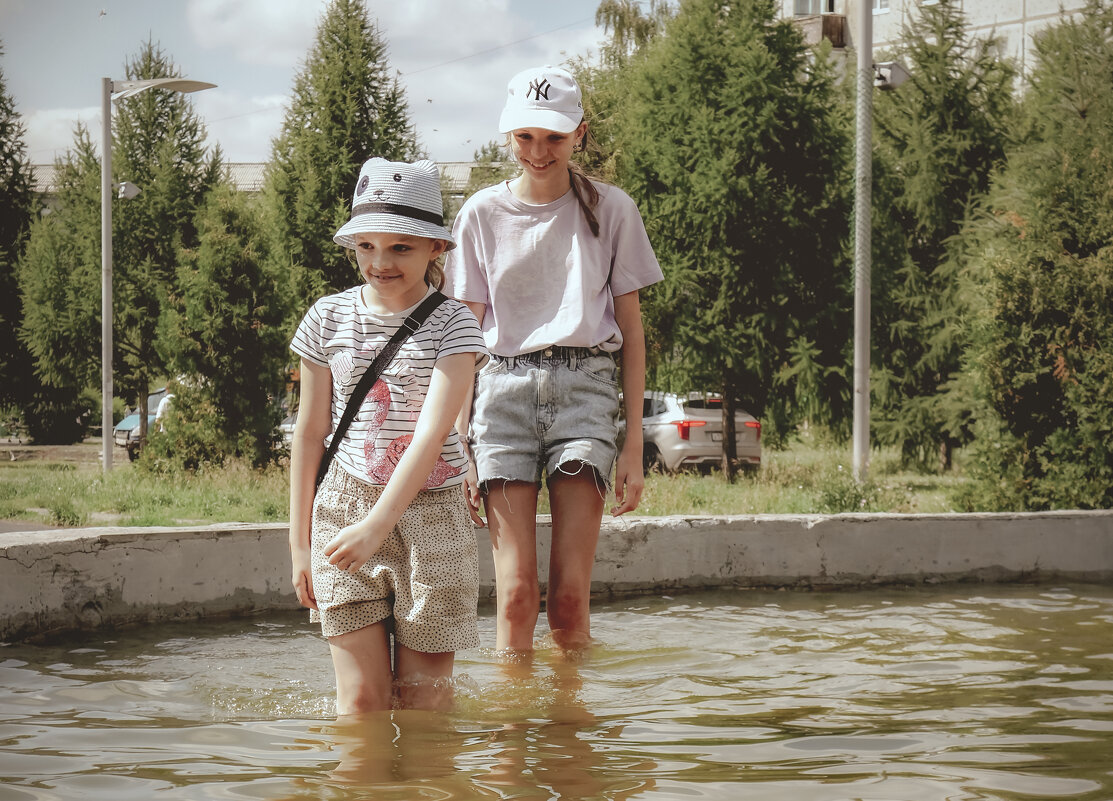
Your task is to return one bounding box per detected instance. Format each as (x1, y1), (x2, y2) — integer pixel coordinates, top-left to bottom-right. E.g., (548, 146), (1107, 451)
(362, 379), (463, 488)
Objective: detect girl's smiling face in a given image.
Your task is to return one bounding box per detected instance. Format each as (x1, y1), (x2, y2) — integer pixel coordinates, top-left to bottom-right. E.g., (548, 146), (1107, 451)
(510, 123), (587, 178)
(352, 232), (446, 313)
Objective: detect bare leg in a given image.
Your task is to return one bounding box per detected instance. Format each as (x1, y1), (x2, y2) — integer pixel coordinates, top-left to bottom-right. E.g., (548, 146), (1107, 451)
(484, 480), (542, 652)
(395, 646), (455, 711)
(328, 621), (394, 716)
(546, 464), (605, 651)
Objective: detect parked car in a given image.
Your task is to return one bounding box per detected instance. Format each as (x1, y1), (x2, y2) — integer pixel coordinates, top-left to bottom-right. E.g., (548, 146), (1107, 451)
(279, 412), (297, 445)
(112, 387), (168, 461)
(640, 391), (761, 473)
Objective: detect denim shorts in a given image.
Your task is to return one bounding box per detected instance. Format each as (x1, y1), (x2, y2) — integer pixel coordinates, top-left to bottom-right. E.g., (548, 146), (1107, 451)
(470, 346), (620, 488)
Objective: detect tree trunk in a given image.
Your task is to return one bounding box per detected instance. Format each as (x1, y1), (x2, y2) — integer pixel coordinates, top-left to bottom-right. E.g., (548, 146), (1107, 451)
(722, 382), (738, 484)
(138, 391), (149, 453)
(939, 438), (953, 473)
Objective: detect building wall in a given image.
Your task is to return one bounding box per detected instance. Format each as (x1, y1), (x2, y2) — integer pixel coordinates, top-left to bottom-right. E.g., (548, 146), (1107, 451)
(782, 0), (1086, 77)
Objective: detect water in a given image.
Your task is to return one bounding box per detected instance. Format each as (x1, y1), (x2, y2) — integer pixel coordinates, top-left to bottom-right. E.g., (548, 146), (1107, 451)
(1, 584), (1111, 800)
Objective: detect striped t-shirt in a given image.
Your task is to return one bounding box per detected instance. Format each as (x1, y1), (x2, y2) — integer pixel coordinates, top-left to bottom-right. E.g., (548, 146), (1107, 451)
(290, 284), (487, 489)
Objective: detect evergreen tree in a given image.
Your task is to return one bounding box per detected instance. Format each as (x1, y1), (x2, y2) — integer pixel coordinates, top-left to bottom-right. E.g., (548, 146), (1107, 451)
(150, 185), (291, 470)
(112, 40), (222, 439)
(958, 1), (1113, 509)
(569, 0), (672, 183)
(617, 0), (852, 479)
(263, 0), (419, 307)
(18, 41), (220, 445)
(870, 0), (1016, 471)
(0, 44), (36, 421)
(16, 132), (102, 443)
(457, 141), (516, 208)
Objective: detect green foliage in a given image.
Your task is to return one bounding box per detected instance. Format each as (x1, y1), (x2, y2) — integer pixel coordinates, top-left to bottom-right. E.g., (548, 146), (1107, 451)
(457, 141), (516, 208)
(140, 383), (228, 473)
(18, 385), (95, 445)
(871, 0), (1016, 471)
(263, 0), (420, 307)
(0, 457), (291, 528)
(17, 138), (102, 392)
(16, 133), (102, 442)
(0, 43), (35, 412)
(570, 0), (673, 183)
(110, 40), (222, 421)
(0, 437), (962, 527)
(958, 1), (1113, 510)
(17, 41), (219, 446)
(617, 0), (853, 464)
(154, 186), (290, 469)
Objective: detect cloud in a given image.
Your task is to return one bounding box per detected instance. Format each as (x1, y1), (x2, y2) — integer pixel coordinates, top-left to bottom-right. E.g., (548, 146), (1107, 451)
(22, 106), (102, 163)
(185, 0), (328, 66)
(193, 92), (289, 163)
(364, 0), (603, 161)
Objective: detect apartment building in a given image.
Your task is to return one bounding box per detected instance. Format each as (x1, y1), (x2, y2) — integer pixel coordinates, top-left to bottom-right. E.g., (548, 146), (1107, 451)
(783, 0), (1087, 75)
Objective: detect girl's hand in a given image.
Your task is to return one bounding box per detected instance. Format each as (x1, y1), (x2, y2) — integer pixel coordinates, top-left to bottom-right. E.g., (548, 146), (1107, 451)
(463, 459), (485, 527)
(324, 518), (390, 574)
(291, 554), (318, 611)
(611, 445), (644, 516)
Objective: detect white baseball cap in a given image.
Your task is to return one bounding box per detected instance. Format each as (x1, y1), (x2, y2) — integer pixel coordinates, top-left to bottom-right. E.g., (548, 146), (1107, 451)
(334, 158), (455, 250)
(498, 65), (584, 134)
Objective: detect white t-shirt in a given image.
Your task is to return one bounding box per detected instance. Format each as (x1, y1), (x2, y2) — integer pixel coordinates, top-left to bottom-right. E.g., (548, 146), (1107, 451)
(444, 180), (663, 356)
(290, 285), (488, 489)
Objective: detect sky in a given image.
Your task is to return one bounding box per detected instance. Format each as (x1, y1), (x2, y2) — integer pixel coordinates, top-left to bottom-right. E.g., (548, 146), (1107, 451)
(1, 0), (609, 166)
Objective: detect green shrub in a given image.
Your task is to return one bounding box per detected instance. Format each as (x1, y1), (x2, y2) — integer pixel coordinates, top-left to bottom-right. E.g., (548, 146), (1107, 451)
(139, 384), (227, 473)
(48, 498), (84, 527)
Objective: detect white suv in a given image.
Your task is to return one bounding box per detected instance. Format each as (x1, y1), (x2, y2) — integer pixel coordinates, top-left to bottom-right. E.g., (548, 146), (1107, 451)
(640, 391), (761, 473)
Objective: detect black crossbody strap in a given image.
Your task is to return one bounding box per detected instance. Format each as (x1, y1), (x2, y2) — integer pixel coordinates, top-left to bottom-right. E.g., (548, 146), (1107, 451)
(315, 290), (446, 489)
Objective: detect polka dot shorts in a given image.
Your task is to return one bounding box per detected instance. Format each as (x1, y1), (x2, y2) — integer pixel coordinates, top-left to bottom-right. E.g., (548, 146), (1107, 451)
(309, 463), (480, 652)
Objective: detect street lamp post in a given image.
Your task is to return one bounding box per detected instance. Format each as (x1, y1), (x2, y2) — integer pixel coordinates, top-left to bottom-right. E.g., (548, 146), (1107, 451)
(852, 2), (872, 483)
(101, 77), (215, 472)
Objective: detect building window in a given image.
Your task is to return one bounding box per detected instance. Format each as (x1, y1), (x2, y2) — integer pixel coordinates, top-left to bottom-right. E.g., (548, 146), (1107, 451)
(796, 0), (836, 13)
(873, 0), (891, 12)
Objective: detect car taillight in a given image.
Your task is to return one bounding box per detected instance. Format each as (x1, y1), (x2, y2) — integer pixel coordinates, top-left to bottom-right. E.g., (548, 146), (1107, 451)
(672, 420), (706, 440)
(745, 420), (761, 441)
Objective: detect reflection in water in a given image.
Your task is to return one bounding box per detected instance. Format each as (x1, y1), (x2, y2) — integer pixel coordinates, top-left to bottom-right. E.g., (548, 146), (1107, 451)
(0, 585), (1111, 800)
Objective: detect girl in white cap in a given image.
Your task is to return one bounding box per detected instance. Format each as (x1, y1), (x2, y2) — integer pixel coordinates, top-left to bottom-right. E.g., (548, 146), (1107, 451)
(445, 66), (663, 656)
(289, 157), (488, 714)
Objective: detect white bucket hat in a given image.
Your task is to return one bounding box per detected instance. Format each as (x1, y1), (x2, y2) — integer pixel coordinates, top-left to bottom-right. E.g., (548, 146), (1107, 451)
(334, 158), (455, 250)
(498, 65), (584, 134)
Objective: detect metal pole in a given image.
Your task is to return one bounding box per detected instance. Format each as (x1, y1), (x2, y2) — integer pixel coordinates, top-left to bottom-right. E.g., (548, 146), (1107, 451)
(101, 77), (113, 473)
(852, 1), (872, 482)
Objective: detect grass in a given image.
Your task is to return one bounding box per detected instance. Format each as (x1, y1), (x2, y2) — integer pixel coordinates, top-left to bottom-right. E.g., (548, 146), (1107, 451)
(0, 432), (969, 529)
(0, 459), (291, 528)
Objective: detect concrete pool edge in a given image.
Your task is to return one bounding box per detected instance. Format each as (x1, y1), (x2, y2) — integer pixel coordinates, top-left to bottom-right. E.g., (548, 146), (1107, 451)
(1, 510), (1111, 641)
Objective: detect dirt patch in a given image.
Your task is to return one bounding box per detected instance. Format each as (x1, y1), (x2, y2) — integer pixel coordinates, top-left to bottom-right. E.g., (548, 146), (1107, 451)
(1, 439), (115, 467)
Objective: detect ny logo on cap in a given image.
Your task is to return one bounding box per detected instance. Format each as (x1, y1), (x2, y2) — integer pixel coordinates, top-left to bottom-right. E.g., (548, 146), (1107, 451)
(527, 78), (551, 101)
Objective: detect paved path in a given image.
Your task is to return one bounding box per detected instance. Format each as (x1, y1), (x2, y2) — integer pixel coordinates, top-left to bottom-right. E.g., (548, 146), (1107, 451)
(0, 519), (60, 533)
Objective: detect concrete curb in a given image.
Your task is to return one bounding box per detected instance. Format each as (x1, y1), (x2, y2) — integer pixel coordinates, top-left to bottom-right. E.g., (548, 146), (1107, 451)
(2, 510), (1111, 641)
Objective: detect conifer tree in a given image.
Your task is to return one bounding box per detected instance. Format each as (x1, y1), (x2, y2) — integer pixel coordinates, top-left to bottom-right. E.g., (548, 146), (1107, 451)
(870, 0), (1015, 471)
(959, 1), (1113, 509)
(569, 0), (671, 183)
(0, 44), (35, 422)
(264, 0), (419, 305)
(617, 0), (852, 479)
(18, 41), (220, 444)
(456, 141), (515, 211)
(151, 185), (291, 469)
(111, 40), (222, 439)
(16, 132), (102, 443)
